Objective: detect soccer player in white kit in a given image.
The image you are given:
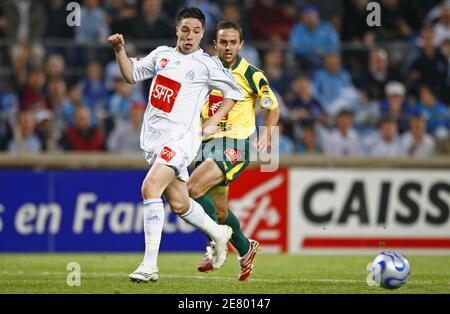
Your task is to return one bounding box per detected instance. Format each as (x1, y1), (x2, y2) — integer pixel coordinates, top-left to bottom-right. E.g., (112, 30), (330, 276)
(108, 7), (244, 282)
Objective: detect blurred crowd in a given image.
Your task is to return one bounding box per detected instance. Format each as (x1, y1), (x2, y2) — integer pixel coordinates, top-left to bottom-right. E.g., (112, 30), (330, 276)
(0, 0), (450, 158)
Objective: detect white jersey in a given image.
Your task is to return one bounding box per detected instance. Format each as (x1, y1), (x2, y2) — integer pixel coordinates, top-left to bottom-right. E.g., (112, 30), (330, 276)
(130, 46), (243, 152)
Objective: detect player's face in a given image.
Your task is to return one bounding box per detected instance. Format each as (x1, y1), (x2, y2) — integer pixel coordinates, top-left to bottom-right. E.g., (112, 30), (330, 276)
(176, 18), (204, 54)
(215, 28), (243, 68)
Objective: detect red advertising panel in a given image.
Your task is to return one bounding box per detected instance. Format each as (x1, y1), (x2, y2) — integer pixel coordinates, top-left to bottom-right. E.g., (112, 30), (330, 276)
(228, 168), (288, 253)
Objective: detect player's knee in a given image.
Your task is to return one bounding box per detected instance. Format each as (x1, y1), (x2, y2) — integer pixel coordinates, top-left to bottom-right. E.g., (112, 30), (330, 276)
(187, 181), (205, 199)
(216, 207), (228, 223)
(169, 199), (190, 215)
(141, 177), (162, 200)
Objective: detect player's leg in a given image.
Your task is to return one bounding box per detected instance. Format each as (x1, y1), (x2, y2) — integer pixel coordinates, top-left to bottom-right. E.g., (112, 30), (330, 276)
(164, 177), (232, 269)
(129, 162), (176, 283)
(187, 160), (225, 271)
(209, 187), (250, 256)
(210, 188), (261, 281)
(188, 157), (226, 222)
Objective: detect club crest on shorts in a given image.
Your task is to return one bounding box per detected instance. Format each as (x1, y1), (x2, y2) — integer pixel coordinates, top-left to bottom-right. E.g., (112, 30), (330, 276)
(159, 146), (176, 162)
(224, 148), (241, 164)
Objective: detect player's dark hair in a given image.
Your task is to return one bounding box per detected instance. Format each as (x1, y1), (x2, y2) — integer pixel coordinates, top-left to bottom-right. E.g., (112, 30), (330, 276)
(177, 7), (206, 27)
(215, 21), (243, 42)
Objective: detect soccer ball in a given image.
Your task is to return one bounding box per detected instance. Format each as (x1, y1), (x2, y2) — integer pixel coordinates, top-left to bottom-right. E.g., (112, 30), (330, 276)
(367, 251), (411, 289)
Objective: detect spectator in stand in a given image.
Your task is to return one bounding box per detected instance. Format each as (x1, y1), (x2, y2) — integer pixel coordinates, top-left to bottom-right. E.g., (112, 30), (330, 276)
(0, 79), (19, 125)
(369, 116), (405, 158)
(0, 117), (13, 151)
(77, 60), (108, 124)
(0, 79), (15, 150)
(185, 0), (221, 39)
(425, 0), (450, 25)
(60, 106), (104, 151)
(129, 0), (173, 40)
(377, 0), (413, 40)
(380, 81), (414, 134)
(75, 0), (110, 44)
(221, 1), (261, 67)
(323, 110), (363, 157)
(107, 0), (138, 37)
(286, 75), (326, 125)
(107, 76), (144, 121)
(43, 0), (75, 40)
(34, 109), (58, 151)
(359, 48), (399, 102)
(250, 0), (295, 43)
(1, 0), (47, 42)
(222, 1), (252, 39)
(440, 39), (450, 103)
(104, 42), (144, 99)
(262, 49), (292, 97)
(47, 78), (73, 134)
(341, 0), (375, 45)
(107, 101), (145, 154)
(10, 41), (45, 87)
(64, 85), (83, 126)
(434, 5), (450, 46)
(297, 123), (322, 155)
(20, 68), (49, 111)
(0, 5), (7, 40)
(313, 53), (357, 116)
(278, 123), (295, 155)
(401, 114), (436, 158)
(8, 110), (42, 154)
(416, 86), (450, 140)
(403, 26), (448, 99)
(302, 0), (344, 33)
(290, 5), (340, 72)
(45, 54), (66, 81)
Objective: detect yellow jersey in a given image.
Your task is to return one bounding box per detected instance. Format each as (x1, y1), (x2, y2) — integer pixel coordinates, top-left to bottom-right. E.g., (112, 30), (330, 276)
(201, 55), (278, 140)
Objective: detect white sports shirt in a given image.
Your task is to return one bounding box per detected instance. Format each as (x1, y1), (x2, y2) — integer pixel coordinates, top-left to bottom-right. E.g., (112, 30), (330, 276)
(130, 46), (243, 152)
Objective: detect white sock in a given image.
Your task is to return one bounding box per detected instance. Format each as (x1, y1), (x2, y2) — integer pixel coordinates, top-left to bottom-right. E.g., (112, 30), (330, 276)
(142, 199), (164, 270)
(180, 199), (223, 242)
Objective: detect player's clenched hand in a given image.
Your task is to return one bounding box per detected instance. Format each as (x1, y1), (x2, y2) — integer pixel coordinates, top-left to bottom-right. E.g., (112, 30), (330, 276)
(108, 33), (125, 52)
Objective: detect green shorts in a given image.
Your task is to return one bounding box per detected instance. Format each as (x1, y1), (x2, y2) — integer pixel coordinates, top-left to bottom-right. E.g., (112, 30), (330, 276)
(194, 137), (250, 186)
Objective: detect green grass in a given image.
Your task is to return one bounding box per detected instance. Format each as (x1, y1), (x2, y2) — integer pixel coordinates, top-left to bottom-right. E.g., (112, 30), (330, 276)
(0, 254), (449, 294)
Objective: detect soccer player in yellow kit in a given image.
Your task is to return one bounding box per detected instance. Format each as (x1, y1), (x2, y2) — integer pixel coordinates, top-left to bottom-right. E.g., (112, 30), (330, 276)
(187, 21), (280, 281)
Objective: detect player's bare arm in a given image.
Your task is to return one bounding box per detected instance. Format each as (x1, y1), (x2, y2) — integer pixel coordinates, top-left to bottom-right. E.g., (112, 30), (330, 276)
(255, 106), (280, 151)
(108, 33), (134, 84)
(202, 98), (237, 137)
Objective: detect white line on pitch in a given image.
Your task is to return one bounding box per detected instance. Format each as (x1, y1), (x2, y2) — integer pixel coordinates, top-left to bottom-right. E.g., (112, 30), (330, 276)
(1, 271), (434, 285)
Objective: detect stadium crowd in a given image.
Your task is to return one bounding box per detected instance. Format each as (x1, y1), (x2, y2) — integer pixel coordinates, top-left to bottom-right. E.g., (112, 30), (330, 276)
(0, 0), (450, 158)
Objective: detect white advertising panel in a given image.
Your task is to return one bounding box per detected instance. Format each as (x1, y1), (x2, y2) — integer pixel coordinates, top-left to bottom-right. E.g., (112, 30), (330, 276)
(289, 169), (450, 253)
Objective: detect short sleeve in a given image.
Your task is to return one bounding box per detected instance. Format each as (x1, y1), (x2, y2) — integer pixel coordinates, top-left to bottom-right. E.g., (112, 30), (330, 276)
(252, 71), (279, 111)
(129, 46), (169, 83)
(207, 57), (243, 101)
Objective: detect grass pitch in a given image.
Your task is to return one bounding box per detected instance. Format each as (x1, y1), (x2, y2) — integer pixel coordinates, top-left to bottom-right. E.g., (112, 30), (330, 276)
(1, 253), (449, 294)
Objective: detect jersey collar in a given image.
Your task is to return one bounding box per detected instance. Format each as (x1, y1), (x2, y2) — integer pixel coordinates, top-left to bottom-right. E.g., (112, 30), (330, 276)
(231, 55), (242, 71)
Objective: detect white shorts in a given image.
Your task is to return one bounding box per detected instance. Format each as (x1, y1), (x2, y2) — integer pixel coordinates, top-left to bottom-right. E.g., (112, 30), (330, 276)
(142, 129), (200, 182)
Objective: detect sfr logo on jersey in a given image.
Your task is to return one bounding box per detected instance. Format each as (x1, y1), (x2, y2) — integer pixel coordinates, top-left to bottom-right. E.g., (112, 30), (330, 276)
(208, 95), (228, 120)
(151, 75), (181, 113)
(224, 148), (241, 164)
(159, 146), (176, 162)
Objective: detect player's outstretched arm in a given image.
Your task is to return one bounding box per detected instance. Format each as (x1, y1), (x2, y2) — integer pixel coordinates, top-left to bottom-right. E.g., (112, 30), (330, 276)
(108, 33), (134, 84)
(202, 98), (237, 137)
